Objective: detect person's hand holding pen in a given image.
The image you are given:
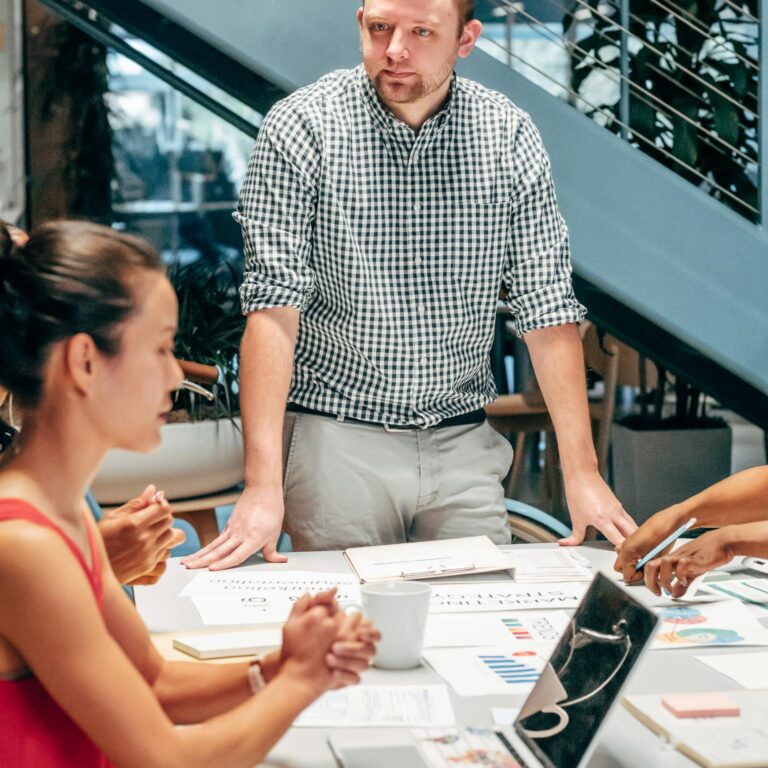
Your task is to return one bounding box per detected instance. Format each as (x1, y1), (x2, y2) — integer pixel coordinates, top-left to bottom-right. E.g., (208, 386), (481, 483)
(614, 503), (698, 583)
(639, 528), (738, 597)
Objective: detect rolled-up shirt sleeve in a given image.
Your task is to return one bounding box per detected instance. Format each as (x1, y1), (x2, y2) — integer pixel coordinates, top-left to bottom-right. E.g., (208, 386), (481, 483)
(501, 114), (586, 336)
(235, 103), (320, 314)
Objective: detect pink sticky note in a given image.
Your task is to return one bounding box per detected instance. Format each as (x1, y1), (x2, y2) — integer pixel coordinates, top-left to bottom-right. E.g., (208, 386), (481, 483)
(662, 693), (740, 718)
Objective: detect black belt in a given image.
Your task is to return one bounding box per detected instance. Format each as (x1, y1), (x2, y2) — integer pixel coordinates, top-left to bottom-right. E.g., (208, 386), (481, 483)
(286, 403), (486, 431)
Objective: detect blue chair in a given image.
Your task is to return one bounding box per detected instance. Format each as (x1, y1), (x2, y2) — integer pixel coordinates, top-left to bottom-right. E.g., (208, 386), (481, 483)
(505, 498), (572, 543)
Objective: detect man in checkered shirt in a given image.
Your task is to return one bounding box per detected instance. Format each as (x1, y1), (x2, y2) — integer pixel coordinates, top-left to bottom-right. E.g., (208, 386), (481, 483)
(184, 0), (638, 570)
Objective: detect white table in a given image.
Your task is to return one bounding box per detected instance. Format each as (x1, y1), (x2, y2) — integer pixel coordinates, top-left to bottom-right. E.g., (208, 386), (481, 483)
(136, 543), (768, 768)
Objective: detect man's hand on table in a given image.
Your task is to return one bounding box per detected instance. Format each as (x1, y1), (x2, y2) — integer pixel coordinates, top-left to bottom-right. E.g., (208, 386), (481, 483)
(181, 485), (287, 570)
(99, 484), (185, 585)
(559, 471), (638, 547)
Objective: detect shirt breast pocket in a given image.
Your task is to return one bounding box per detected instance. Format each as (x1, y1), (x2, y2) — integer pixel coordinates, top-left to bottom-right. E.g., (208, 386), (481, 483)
(448, 200), (512, 310)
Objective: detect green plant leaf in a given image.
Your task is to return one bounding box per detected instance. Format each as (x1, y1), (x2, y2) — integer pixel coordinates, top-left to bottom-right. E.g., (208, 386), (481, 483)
(671, 115), (698, 166)
(709, 92), (740, 146)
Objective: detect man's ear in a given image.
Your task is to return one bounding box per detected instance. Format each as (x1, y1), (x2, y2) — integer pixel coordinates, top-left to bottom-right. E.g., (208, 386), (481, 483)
(64, 333), (99, 396)
(458, 19), (483, 58)
(357, 6), (364, 28)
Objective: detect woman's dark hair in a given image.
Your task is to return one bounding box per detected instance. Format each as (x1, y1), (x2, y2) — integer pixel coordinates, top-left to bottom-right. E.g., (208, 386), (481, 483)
(0, 220), (163, 411)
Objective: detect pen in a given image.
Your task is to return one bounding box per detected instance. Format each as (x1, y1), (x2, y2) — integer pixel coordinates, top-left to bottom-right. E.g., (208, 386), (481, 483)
(635, 517), (697, 570)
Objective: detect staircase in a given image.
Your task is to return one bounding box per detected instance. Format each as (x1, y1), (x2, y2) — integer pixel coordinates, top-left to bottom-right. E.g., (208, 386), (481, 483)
(40, 0), (768, 427)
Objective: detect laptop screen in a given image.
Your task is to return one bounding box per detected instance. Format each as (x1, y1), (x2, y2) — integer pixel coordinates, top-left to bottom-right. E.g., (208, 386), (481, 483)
(513, 573), (658, 768)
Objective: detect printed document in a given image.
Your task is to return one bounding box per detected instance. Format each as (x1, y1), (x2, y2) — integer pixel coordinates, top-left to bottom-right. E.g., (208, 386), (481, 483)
(295, 685), (456, 727)
(429, 582), (586, 613)
(424, 610), (569, 648)
(650, 600), (768, 650)
(505, 548), (593, 582)
(180, 570), (360, 601)
(424, 645), (548, 696)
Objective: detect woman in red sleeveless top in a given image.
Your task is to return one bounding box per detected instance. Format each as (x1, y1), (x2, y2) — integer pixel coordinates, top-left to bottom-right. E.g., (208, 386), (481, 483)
(0, 221), (378, 767)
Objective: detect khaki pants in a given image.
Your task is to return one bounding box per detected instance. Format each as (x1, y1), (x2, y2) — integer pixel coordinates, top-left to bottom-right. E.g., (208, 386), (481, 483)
(281, 413), (513, 551)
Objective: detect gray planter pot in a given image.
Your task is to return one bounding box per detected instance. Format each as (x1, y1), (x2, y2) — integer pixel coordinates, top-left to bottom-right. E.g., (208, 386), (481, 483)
(611, 422), (732, 525)
(91, 418), (244, 504)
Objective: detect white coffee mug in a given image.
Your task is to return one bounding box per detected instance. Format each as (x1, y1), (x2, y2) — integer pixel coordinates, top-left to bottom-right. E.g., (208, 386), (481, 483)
(358, 581), (432, 670)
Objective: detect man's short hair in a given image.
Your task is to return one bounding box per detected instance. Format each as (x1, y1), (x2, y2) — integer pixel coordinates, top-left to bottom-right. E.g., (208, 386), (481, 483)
(362, 1), (477, 29)
(458, 0), (476, 25)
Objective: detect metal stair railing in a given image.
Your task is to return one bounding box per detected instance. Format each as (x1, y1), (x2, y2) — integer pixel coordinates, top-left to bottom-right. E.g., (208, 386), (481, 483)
(482, 0), (764, 224)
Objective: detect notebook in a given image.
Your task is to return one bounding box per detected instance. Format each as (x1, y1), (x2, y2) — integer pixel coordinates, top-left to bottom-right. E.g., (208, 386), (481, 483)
(172, 629), (282, 659)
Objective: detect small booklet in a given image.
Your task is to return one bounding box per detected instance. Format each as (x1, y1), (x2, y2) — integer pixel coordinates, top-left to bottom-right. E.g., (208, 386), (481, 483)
(172, 629), (282, 660)
(623, 691), (768, 768)
(343, 536), (512, 584)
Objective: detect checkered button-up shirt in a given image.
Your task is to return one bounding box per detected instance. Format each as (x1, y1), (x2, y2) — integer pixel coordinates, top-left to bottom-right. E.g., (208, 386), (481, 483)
(236, 65), (585, 427)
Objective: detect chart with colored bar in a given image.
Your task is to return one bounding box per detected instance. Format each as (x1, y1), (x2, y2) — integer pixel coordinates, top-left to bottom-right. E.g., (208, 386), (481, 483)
(424, 646), (547, 696)
(479, 654), (541, 686)
(423, 611), (569, 649)
(499, 611), (568, 643)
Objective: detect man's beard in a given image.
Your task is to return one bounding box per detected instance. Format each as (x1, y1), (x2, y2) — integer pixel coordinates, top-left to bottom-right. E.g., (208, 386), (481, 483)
(373, 72), (430, 104)
(371, 56), (456, 105)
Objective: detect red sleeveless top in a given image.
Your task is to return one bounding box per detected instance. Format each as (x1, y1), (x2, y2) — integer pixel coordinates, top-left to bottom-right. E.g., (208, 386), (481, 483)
(0, 499), (111, 767)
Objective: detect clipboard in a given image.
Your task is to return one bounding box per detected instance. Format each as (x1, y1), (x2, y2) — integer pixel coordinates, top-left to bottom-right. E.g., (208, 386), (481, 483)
(343, 536), (512, 583)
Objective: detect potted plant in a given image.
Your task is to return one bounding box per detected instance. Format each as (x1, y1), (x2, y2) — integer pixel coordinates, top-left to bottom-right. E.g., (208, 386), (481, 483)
(611, 357), (731, 524)
(91, 256), (246, 503)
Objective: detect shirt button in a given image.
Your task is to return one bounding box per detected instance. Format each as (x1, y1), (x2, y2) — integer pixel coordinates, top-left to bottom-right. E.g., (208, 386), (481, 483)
(414, 257), (423, 266)
(413, 203), (421, 213)
(417, 304), (425, 314)
(420, 356), (428, 365)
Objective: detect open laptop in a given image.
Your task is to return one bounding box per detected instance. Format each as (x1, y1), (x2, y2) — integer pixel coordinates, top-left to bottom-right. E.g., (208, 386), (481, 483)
(329, 572), (658, 768)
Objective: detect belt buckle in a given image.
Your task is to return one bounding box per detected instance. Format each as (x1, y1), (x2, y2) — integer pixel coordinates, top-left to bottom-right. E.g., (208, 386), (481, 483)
(383, 423), (413, 433)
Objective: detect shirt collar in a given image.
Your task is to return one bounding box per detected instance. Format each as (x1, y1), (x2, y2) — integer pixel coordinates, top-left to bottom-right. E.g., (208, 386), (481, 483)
(356, 64), (458, 138)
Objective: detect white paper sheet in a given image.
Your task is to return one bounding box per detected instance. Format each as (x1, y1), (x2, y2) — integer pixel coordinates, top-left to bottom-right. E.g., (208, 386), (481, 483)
(651, 600), (768, 650)
(429, 582), (587, 613)
(423, 611), (569, 648)
(701, 578), (768, 609)
(504, 548), (593, 582)
(696, 651), (768, 689)
(294, 685), (456, 727)
(424, 645), (548, 696)
(491, 707), (521, 726)
(180, 570), (360, 602)
(190, 595), (294, 625)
